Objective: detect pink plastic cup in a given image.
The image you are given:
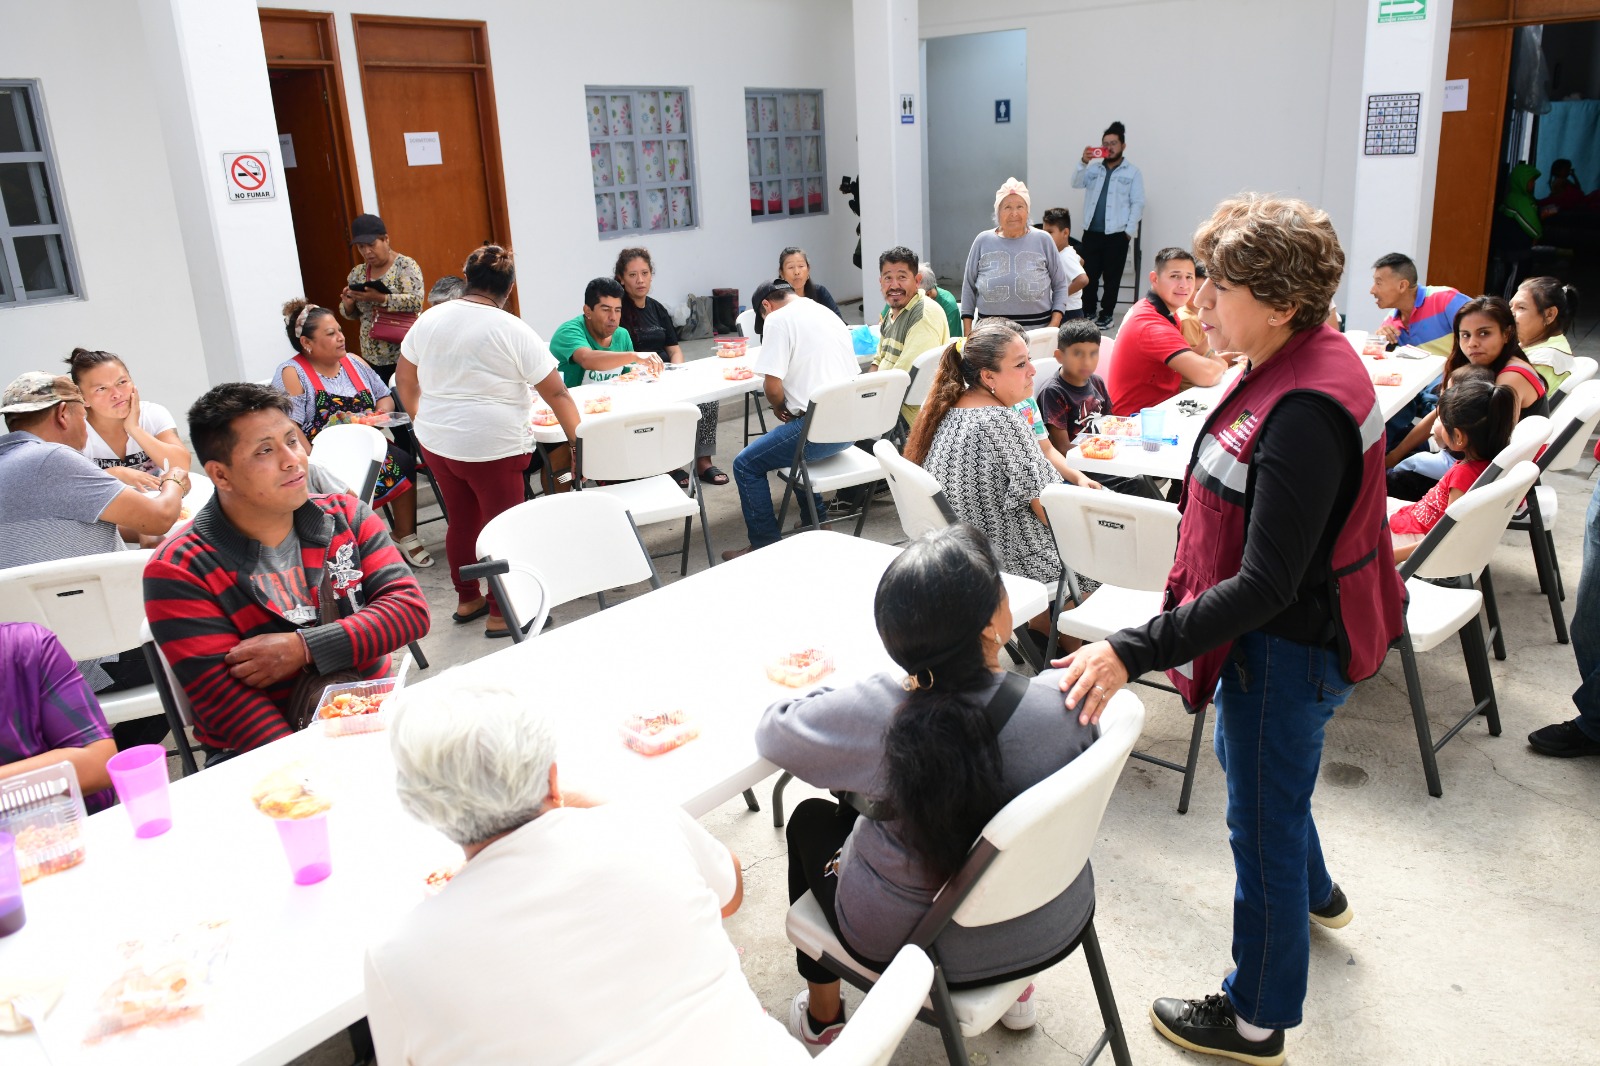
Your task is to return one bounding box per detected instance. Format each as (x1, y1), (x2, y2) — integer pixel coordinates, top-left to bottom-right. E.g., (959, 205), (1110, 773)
(106, 744), (172, 838)
(274, 813), (332, 885)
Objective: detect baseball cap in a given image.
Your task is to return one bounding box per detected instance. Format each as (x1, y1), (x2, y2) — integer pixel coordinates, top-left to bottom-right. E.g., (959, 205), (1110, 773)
(350, 214), (388, 244)
(749, 278), (796, 339)
(0, 372), (82, 415)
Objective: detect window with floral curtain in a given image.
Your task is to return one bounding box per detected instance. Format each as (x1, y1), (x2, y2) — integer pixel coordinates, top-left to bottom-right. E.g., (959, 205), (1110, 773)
(746, 89), (826, 222)
(585, 86), (697, 238)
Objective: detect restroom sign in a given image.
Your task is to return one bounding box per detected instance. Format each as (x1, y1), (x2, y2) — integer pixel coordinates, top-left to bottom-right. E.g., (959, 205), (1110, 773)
(222, 151), (276, 202)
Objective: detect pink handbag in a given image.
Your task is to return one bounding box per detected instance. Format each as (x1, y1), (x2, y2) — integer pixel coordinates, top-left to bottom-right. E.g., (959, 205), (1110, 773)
(369, 310), (417, 345)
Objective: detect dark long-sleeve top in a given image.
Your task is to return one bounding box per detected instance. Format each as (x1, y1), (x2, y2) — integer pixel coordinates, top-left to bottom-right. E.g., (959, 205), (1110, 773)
(809, 284), (845, 322)
(1108, 392), (1361, 678)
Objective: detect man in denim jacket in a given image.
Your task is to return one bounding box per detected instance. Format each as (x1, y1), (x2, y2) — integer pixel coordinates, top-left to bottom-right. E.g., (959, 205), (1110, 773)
(1071, 121), (1145, 330)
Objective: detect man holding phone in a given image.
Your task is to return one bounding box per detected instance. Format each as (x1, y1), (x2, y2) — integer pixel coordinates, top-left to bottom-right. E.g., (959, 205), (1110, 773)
(1071, 121), (1145, 331)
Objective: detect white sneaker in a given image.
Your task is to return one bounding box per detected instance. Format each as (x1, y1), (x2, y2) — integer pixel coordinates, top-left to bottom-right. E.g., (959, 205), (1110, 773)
(1001, 983), (1037, 1031)
(787, 989), (846, 1056)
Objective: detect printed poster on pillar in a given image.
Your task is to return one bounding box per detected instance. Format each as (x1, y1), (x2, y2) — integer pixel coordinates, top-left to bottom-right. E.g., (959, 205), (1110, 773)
(222, 151), (277, 202)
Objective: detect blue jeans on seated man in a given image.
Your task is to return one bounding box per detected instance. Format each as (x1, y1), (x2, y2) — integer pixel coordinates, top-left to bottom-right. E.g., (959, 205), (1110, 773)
(1213, 630), (1353, 1030)
(1571, 478), (1600, 740)
(732, 417), (850, 548)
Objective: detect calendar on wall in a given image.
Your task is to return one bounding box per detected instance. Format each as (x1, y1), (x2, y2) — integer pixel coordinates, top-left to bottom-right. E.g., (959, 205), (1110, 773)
(1364, 93), (1421, 156)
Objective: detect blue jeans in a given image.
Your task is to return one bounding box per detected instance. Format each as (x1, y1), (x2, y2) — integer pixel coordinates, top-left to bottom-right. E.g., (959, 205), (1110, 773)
(1213, 631), (1353, 1030)
(1572, 478), (1600, 740)
(732, 418), (850, 548)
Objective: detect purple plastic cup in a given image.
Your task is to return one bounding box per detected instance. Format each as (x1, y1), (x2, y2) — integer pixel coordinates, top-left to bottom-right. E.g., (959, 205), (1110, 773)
(106, 744), (173, 838)
(0, 832), (25, 937)
(274, 813), (332, 885)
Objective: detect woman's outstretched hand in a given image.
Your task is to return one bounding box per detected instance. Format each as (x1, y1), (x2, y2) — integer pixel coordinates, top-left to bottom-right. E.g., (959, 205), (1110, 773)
(1053, 641), (1130, 726)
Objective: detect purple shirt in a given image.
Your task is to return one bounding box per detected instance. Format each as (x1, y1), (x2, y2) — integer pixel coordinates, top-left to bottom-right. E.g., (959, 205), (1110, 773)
(0, 623), (114, 812)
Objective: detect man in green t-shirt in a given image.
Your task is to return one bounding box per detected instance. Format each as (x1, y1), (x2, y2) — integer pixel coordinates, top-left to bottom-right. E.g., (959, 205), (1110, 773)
(548, 278), (664, 387)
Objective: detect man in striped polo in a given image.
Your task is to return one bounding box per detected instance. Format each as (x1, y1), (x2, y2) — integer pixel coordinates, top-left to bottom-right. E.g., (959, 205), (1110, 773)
(144, 383), (429, 761)
(1370, 252), (1467, 449)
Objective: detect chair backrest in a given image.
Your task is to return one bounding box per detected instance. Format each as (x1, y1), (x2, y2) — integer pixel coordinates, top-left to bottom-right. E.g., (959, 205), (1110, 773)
(0, 549), (154, 660)
(901, 346), (948, 408)
(1031, 358), (1056, 401)
(1471, 413), (1549, 488)
(140, 618), (195, 730)
(735, 307), (757, 340)
(947, 692), (1144, 929)
(576, 402), (700, 483)
(309, 423), (386, 503)
(1039, 483), (1180, 592)
(1407, 460), (1540, 581)
(1537, 379), (1600, 474)
(814, 945), (934, 1066)
(1023, 326), (1057, 363)
(873, 439), (956, 540)
(1557, 354), (1597, 396)
(476, 493), (657, 610)
(803, 369), (911, 445)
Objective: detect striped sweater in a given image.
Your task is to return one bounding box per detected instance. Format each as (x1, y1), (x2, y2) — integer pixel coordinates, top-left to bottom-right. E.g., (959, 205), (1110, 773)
(143, 493), (429, 753)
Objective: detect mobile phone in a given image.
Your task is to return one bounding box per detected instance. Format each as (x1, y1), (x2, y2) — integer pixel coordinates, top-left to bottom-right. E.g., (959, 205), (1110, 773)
(348, 281), (369, 292)
(1088, 146), (1106, 159)
(363, 279), (392, 295)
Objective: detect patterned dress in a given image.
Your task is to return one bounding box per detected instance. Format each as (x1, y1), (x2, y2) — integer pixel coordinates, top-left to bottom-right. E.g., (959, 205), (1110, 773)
(922, 405), (1063, 584)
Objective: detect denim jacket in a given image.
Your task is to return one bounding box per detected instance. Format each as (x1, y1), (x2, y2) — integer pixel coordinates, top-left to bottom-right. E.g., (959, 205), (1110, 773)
(1071, 159), (1145, 236)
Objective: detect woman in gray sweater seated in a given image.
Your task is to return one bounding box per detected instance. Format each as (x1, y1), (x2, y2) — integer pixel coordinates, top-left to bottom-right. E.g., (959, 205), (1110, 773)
(754, 524), (1097, 1053)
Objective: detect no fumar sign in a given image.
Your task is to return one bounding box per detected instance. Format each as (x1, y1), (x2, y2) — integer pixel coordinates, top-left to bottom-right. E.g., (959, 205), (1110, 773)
(223, 151), (276, 202)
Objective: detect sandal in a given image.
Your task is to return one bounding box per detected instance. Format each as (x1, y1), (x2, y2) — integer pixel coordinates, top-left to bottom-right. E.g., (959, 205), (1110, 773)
(452, 602), (490, 624)
(697, 465), (729, 486)
(397, 534), (435, 568)
(669, 468), (691, 490)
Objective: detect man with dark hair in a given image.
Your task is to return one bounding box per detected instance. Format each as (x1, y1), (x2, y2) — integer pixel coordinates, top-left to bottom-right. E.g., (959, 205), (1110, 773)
(871, 246), (950, 425)
(1072, 121), (1145, 330)
(1106, 248), (1230, 415)
(144, 383), (429, 759)
(1039, 207), (1090, 321)
(1369, 252), (1466, 449)
(549, 277), (664, 387)
(723, 280), (859, 560)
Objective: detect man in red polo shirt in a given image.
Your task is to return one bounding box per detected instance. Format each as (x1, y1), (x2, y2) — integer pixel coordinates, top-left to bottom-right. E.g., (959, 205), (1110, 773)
(1106, 247), (1231, 415)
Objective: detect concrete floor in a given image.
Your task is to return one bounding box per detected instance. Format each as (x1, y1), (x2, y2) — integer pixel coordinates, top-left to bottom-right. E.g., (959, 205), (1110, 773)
(294, 305), (1600, 1066)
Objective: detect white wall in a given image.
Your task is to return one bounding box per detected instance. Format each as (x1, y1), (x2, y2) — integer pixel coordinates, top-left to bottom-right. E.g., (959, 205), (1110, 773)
(920, 0), (1370, 310)
(0, 0), (211, 422)
(309, 0), (862, 329)
(924, 29), (1028, 286)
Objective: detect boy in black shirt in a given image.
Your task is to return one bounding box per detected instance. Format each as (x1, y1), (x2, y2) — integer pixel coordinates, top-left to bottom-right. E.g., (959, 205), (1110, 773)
(1037, 319), (1160, 498)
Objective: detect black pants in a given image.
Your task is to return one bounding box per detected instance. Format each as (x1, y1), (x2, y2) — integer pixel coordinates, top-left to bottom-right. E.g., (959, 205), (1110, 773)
(102, 652), (170, 749)
(1080, 230), (1131, 322)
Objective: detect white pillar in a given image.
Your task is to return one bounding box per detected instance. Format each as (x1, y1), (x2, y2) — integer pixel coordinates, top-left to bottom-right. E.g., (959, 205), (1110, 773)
(852, 0), (925, 308)
(138, 0), (304, 385)
(1346, 0), (1454, 330)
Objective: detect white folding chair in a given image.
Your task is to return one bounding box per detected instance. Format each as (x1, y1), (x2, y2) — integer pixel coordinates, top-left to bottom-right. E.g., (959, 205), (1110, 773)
(813, 946), (935, 1066)
(735, 307), (771, 443)
(1548, 354), (1596, 414)
(139, 618), (200, 775)
(0, 550), (166, 736)
(575, 402), (715, 575)
(309, 422), (385, 502)
(892, 346), (947, 445)
(1024, 326), (1058, 363)
(774, 369), (911, 538)
(1393, 461), (1540, 797)
(786, 693), (1144, 1066)
(1506, 381), (1600, 644)
(1463, 413), (1550, 660)
(1040, 483), (1200, 812)
(308, 421), (430, 670)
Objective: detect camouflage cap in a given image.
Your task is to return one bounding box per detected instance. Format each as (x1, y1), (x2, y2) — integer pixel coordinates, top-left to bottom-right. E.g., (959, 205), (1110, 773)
(0, 372), (83, 414)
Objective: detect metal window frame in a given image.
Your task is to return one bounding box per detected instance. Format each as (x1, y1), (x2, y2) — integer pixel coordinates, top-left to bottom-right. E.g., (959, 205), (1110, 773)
(0, 79), (82, 307)
(585, 85), (699, 240)
(745, 87), (828, 223)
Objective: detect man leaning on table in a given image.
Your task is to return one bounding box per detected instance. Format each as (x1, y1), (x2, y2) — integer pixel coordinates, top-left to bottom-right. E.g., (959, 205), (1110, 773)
(724, 279), (860, 561)
(548, 277), (665, 387)
(1370, 252), (1466, 446)
(1106, 248), (1231, 416)
(143, 383), (429, 760)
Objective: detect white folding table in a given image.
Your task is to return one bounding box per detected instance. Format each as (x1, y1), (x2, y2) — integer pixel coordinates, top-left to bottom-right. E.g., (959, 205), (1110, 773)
(0, 532), (913, 1066)
(529, 352), (767, 446)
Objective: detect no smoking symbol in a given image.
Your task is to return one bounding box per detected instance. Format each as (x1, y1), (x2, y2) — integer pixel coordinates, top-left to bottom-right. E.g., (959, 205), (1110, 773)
(230, 155), (267, 191)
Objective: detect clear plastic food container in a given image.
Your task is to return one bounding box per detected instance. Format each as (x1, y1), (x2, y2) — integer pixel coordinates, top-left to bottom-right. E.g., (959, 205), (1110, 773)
(316, 678), (396, 737)
(620, 711), (700, 756)
(0, 761), (88, 883)
(715, 338), (748, 358)
(765, 648), (835, 688)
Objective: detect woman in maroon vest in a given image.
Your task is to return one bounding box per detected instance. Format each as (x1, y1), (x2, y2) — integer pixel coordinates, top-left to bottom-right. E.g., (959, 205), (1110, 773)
(1056, 194), (1405, 1066)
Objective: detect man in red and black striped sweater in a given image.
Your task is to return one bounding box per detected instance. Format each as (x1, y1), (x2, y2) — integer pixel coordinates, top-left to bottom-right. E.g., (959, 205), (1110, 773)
(145, 384), (429, 757)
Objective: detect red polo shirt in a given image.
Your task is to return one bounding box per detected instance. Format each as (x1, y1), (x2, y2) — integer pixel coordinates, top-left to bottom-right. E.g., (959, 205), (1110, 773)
(1108, 294), (1188, 415)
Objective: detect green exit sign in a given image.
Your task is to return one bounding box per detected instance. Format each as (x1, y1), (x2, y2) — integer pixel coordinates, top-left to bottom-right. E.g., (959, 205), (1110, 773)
(1378, 0), (1426, 22)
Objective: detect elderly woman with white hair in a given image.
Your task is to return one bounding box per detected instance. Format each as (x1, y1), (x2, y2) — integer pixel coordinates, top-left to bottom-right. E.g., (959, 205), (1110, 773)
(959, 177), (1070, 334)
(364, 680), (797, 1064)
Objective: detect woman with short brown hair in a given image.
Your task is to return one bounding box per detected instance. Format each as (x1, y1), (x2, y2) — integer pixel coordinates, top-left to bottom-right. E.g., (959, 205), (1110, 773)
(1056, 193), (1406, 1065)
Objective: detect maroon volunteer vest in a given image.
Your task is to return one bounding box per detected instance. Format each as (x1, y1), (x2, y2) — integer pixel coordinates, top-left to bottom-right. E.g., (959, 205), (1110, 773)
(1165, 325), (1405, 709)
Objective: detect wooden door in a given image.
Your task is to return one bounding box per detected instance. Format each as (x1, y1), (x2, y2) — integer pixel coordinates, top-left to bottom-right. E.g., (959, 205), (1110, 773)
(261, 10), (364, 351)
(353, 17), (514, 312)
(1427, 25), (1514, 293)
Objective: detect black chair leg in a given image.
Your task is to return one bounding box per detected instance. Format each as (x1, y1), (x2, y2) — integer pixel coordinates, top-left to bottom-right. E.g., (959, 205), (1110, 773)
(1481, 566), (1506, 661)
(407, 641), (429, 671)
(1177, 706), (1207, 815)
(679, 517), (693, 577)
(142, 642), (198, 777)
(1082, 917), (1133, 1066)
(771, 771), (793, 828)
(1398, 635), (1443, 798)
(1549, 529), (1564, 600)
(851, 482), (874, 537)
(1461, 614), (1502, 736)
(742, 788), (760, 812)
(927, 964), (968, 1066)
(1527, 514), (1569, 643)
